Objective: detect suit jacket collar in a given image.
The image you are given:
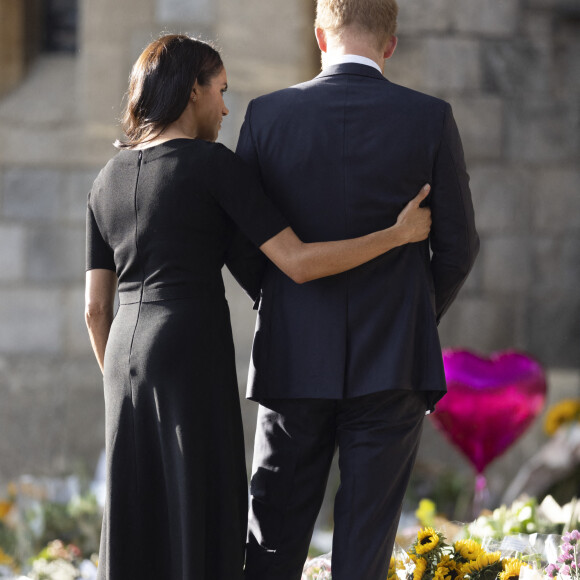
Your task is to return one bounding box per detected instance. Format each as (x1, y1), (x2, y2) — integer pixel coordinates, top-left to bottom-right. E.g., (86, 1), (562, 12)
(315, 62), (387, 82)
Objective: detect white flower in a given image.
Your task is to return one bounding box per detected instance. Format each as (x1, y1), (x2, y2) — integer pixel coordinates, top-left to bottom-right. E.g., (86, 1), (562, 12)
(29, 558), (79, 580)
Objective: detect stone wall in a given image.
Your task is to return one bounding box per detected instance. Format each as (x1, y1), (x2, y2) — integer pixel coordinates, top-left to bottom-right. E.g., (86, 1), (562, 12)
(0, 0), (578, 512)
(385, 0), (580, 510)
(389, 0), (580, 368)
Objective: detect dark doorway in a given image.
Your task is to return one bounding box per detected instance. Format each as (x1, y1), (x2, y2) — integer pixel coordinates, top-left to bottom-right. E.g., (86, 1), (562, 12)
(44, 0), (78, 53)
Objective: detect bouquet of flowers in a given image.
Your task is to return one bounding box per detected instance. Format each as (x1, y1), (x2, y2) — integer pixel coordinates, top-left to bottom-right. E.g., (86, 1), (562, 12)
(546, 530), (579, 580)
(403, 527), (531, 580)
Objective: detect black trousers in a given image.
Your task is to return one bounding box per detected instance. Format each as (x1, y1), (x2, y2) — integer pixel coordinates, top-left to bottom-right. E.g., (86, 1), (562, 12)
(245, 390), (427, 580)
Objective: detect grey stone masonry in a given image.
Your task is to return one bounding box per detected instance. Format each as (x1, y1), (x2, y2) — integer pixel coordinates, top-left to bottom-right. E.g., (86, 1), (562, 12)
(0, 289), (63, 354)
(452, 0), (521, 37)
(0, 224), (26, 281)
(392, 0), (580, 370)
(3, 168), (63, 221)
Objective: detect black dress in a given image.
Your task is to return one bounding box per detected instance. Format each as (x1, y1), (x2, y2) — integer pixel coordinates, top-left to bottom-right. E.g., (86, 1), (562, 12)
(85, 139), (288, 580)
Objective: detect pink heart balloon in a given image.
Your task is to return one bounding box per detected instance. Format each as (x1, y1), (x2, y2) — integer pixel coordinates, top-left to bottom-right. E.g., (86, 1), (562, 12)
(430, 349), (547, 474)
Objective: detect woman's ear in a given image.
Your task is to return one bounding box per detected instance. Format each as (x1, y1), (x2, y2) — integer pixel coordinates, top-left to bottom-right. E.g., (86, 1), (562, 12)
(190, 83), (199, 103)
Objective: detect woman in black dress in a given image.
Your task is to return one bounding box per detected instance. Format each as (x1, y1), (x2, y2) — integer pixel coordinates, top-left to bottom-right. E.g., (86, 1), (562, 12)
(85, 34), (431, 580)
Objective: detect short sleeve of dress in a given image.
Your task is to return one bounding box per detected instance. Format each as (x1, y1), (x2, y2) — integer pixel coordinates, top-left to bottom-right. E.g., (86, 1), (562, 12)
(86, 194), (116, 271)
(207, 144), (289, 248)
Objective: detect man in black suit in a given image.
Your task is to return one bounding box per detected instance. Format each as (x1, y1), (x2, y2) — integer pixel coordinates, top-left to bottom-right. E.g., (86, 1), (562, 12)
(236, 0), (479, 578)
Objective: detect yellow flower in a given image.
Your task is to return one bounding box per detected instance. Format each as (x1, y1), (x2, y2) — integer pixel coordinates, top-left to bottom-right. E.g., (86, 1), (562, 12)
(388, 556), (397, 580)
(416, 528), (440, 555)
(416, 499), (437, 527)
(414, 557), (428, 580)
(0, 547), (16, 569)
(463, 551), (502, 575)
(0, 500), (13, 520)
(544, 399), (580, 435)
(500, 558), (528, 580)
(434, 555), (462, 580)
(454, 539), (484, 562)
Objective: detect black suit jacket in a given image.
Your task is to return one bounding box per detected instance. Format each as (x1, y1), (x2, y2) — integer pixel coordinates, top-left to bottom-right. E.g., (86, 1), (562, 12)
(236, 63), (479, 407)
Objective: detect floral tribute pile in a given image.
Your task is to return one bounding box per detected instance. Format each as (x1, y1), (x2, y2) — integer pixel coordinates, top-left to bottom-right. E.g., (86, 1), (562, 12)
(302, 527), (580, 580)
(0, 479), (101, 580)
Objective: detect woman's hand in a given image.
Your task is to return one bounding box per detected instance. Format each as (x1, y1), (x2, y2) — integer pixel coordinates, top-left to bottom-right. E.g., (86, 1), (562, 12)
(259, 184), (434, 284)
(85, 269), (117, 373)
(395, 184), (432, 244)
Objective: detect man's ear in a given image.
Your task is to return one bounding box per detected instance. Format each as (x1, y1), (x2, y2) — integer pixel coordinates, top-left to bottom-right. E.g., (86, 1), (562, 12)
(315, 27), (328, 53)
(383, 35), (398, 60)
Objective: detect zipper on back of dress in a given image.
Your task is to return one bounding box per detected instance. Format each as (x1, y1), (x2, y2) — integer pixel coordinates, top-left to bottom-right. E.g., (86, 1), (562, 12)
(133, 150), (145, 300)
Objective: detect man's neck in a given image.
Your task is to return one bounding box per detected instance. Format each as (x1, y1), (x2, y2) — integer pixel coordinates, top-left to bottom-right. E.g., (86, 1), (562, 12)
(323, 37), (384, 72)
(322, 53), (383, 74)
(322, 46), (385, 72)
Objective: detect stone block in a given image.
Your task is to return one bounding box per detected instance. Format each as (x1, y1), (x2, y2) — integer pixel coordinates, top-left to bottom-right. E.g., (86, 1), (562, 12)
(0, 356), (105, 481)
(389, 38), (483, 95)
(0, 124), (88, 167)
(0, 289), (63, 354)
(63, 170), (100, 223)
(469, 164), (533, 233)
(452, 0), (520, 36)
(387, 38), (429, 92)
(482, 39), (554, 97)
(81, 44), (131, 129)
(449, 96), (503, 160)
(397, 0), (452, 33)
(27, 226), (85, 283)
(533, 168), (580, 232)
(505, 97), (580, 163)
(217, 0), (316, 92)
(556, 22), (580, 95)
(533, 237), (580, 293)
(482, 236), (532, 293)
(0, 56), (76, 128)
(0, 375), (67, 478)
(423, 38), (482, 94)
(156, 0), (215, 25)
(438, 296), (519, 353)
(527, 289), (580, 367)
(2, 168), (62, 220)
(64, 287), (94, 357)
(0, 224), (26, 280)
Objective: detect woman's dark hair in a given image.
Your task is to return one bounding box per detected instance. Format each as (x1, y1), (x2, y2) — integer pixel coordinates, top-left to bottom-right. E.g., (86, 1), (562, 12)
(116, 34), (223, 149)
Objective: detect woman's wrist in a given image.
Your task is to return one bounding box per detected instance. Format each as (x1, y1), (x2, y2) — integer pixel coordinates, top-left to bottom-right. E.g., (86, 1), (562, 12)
(386, 223), (407, 248)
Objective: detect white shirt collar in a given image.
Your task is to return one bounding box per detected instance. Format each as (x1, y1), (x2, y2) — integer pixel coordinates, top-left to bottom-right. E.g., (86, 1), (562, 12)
(324, 53), (383, 74)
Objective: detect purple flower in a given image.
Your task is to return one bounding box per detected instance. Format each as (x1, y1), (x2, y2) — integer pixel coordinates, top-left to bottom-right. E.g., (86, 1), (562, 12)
(561, 543), (574, 554)
(559, 565), (571, 577)
(546, 564), (560, 578)
(563, 530), (580, 546)
(559, 552), (574, 565)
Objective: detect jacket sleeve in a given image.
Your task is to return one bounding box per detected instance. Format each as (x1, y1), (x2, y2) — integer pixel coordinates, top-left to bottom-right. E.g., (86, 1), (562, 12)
(229, 99), (269, 309)
(430, 103), (480, 324)
(224, 229), (266, 307)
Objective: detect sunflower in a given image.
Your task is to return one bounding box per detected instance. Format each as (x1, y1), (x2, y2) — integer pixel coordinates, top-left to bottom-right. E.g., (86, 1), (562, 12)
(500, 558), (528, 580)
(463, 551), (503, 580)
(433, 555), (463, 580)
(416, 528), (441, 555)
(544, 399), (580, 436)
(454, 540), (484, 562)
(413, 557), (428, 580)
